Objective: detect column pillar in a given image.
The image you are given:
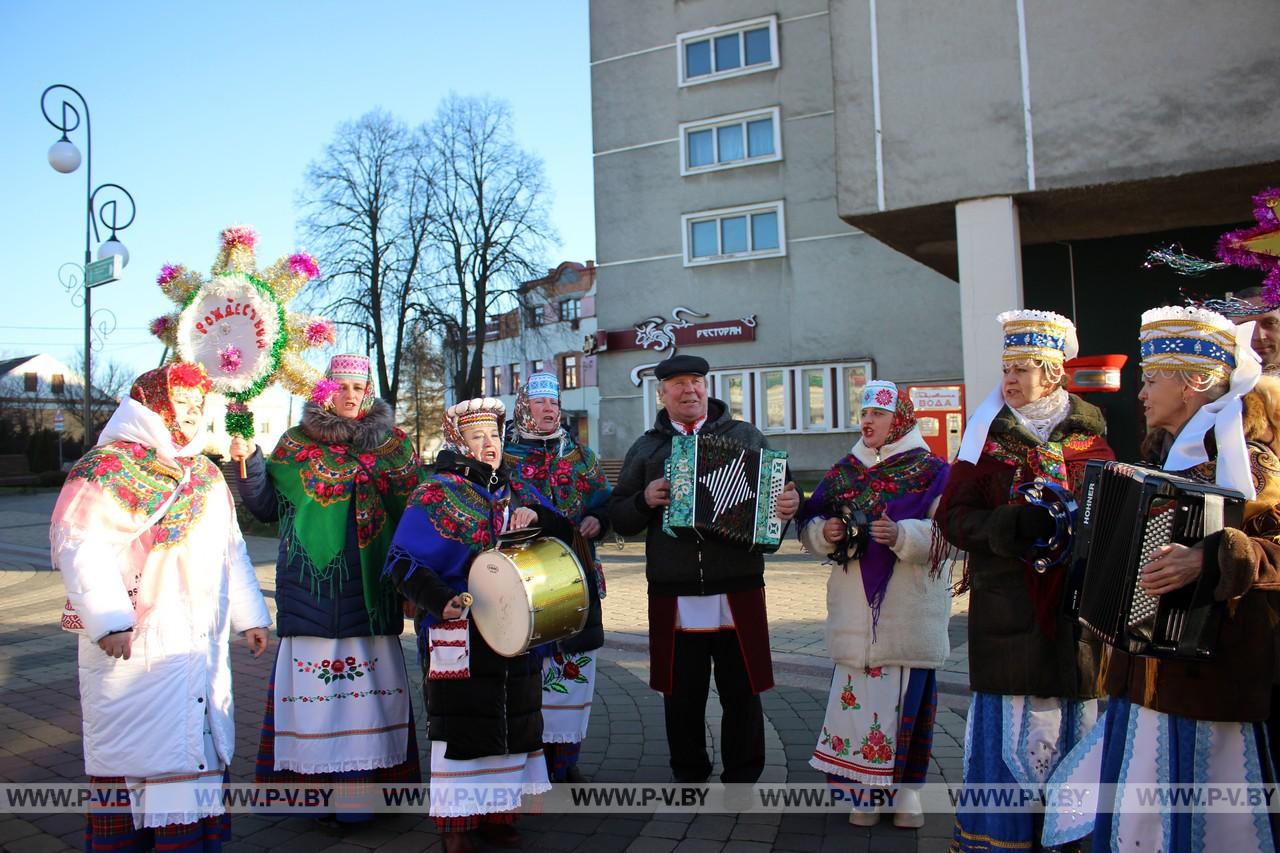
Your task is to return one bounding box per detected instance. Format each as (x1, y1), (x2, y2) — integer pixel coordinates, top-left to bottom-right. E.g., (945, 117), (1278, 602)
(955, 196), (1024, 408)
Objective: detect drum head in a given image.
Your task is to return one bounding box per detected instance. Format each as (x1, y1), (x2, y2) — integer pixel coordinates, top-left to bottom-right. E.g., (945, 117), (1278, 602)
(468, 551), (533, 657)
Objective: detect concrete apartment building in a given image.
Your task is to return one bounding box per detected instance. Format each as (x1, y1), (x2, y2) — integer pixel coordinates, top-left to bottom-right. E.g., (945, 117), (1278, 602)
(588, 0), (964, 475)
(826, 0), (1280, 459)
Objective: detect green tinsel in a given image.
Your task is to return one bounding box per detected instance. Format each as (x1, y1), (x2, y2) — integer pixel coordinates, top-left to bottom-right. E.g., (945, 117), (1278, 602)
(225, 409), (255, 439)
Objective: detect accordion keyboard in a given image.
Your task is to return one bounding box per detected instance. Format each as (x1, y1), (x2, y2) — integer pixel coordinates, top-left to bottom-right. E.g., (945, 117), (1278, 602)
(1129, 501), (1175, 631)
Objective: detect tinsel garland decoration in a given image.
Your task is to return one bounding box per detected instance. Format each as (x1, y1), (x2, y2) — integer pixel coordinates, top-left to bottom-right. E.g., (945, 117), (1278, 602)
(150, 225), (330, 439)
(1145, 188), (1280, 313)
(225, 400), (255, 439)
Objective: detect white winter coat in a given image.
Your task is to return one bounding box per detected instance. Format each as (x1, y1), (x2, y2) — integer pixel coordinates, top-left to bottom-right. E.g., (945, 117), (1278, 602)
(799, 429), (951, 670)
(55, 467), (270, 779)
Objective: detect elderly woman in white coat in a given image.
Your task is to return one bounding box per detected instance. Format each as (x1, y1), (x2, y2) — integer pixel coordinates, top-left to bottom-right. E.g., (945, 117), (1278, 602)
(51, 362), (271, 852)
(797, 381), (952, 829)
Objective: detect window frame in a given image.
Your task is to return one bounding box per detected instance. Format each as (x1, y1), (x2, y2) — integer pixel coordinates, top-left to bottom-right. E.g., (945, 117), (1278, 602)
(679, 107), (783, 176)
(560, 297), (582, 321)
(799, 366), (834, 431)
(562, 354), (580, 390)
(682, 201), (786, 267)
(644, 360), (873, 435)
(677, 16), (780, 87)
(755, 368), (792, 433)
(839, 363), (873, 431)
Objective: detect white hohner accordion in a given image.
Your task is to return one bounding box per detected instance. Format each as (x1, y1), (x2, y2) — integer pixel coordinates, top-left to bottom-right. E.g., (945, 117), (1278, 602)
(662, 434), (788, 554)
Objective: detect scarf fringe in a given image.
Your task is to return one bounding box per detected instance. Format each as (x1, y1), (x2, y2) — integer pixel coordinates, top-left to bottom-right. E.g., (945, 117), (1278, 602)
(928, 522), (962, 582)
(278, 495), (394, 635)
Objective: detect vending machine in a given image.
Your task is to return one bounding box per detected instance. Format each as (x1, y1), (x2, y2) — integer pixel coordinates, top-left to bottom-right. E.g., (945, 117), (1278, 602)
(905, 383), (966, 461)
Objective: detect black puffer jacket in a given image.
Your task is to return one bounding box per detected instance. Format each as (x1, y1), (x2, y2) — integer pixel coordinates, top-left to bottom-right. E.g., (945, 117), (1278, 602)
(608, 398), (791, 597)
(387, 451), (575, 760)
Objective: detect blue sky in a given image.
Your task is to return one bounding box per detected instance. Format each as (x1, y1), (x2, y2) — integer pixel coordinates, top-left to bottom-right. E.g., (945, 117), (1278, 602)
(0, 1), (593, 380)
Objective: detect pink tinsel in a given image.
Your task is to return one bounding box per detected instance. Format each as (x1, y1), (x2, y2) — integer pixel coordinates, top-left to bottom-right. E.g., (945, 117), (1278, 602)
(1216, 187), (1280, 278)
(288, 253), (320, 280)
(221, 225), (258, 249)
(305, 319), (336, 346)
(311, 379), (340, 406)
(218, 344), (243, 375)
(156, 264), (182, 286)
(149, 316), (171, 338)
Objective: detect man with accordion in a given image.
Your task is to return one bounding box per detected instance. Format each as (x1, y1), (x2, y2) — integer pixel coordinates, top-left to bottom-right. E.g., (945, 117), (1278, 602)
(607, 354), (800, 786)
(1042, 305), (1280, 851)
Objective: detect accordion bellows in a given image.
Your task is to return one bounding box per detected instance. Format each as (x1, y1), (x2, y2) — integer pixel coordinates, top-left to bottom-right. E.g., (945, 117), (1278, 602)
(663, 434), (788, 554)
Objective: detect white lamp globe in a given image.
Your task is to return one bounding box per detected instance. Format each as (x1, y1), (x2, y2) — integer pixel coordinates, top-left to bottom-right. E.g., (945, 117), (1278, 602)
(48, 138), (81, 174)
(97, 237), (129, 269)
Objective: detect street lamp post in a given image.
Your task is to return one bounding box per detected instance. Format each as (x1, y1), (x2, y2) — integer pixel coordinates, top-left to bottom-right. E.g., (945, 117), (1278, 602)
(40, 84), (136, 448)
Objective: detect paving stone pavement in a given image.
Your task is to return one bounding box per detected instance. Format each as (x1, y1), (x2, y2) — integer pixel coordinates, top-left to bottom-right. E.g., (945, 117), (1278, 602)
(0, 492), (970, 852)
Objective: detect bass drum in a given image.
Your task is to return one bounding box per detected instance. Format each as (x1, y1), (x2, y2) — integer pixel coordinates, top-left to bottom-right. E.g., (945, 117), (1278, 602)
(468, 530), (589, 657)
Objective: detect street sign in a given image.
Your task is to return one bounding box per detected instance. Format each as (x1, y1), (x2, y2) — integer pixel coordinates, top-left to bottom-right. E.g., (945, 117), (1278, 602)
(53, 412), (65, 433)
(85, 255), (121, 288)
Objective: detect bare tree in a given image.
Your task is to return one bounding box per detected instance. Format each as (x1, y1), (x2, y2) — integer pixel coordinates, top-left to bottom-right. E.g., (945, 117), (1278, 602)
(398, 324), (447, 454)
(419, 96), (555, 400)
(299, 110), (433, 409)
(53, 350), (131, 439)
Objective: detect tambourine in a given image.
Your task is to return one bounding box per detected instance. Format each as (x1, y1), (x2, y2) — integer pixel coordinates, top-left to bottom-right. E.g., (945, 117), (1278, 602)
(1015, 479), (1078, 573)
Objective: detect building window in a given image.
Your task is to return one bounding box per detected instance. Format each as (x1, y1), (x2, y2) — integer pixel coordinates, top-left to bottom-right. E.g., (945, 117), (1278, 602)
(759, 370), (789, 431)
(22, 373), (37, 393)
(683, 202), (785, 266)
(489, 366), (502, 396)
(562, 355), (580, 390)
(678, 16), (778, 86)
(802, 368), (829, 430)
(524, 305), (541, 327)
(510, 363), (521, 393)
(680, 108), (781, 175)
(51, 374), (65, 394)
(844, 364), (870, 426)
(560, 298), (581, 321)
(717, 372), (749, 422)
(650, 361), (873, 435)
(532, 359), (545, 374)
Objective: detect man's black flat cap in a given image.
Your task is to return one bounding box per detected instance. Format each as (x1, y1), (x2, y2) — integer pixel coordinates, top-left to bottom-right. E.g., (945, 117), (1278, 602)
(654, 355), (710, 380)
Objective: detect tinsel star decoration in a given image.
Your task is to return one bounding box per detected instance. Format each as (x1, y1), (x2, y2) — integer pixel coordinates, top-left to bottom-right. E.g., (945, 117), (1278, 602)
(148, 224), (336, 438)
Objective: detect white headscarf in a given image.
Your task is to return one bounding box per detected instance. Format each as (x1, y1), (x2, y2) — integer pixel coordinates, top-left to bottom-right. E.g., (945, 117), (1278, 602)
(97, 396), (206, 470)
(1162, 321), (1261, 498)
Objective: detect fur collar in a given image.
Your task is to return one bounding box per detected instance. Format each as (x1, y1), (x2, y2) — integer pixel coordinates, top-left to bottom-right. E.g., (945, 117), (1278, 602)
(850, 427), (930, 468)
(989, 392), (1107, 446)
(299, 398), (396, 452)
